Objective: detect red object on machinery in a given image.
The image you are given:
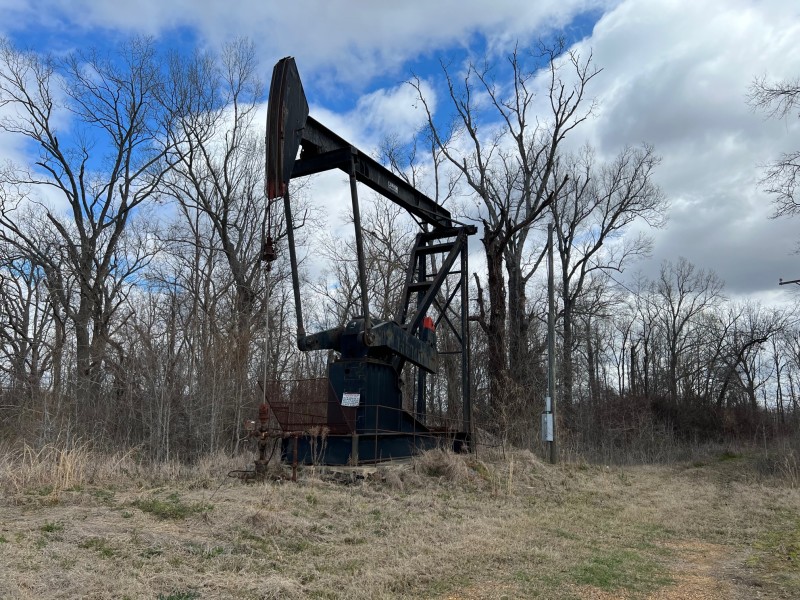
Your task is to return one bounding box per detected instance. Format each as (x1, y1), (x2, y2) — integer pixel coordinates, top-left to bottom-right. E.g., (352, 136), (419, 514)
(423, 316), (435, 331)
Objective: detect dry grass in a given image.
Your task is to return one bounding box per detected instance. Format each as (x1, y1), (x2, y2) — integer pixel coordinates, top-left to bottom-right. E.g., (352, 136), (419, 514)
(0, 443), (799, 599)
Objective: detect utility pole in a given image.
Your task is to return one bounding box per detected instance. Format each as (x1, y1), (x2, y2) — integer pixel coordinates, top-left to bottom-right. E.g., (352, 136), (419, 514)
(543, 223), (557, 464)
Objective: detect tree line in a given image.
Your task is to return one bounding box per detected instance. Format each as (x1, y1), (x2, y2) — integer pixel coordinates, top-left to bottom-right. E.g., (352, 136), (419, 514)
(0, 36), (797, 460)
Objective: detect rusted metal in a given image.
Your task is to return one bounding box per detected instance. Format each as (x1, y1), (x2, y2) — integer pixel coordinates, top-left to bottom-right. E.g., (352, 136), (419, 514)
(265, 378), (353, 435)
(260, 236), (276, 264)
(230, 402), (280, 480)
(253, 402), (273, 476)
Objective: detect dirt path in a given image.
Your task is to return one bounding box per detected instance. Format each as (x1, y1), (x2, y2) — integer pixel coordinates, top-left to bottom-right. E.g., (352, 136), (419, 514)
(646, 541), (737, 600)
(443, 541), (749, 600)
(576, 541), (763, 600)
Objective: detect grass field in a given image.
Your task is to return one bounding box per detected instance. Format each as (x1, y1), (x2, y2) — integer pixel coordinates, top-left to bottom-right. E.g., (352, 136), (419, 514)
(1, 443), (799, 599)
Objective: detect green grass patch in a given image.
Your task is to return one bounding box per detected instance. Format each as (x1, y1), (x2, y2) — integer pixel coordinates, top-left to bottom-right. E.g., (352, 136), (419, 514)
(40, 521), (64, 533)
(132, 492), (212, 520)
(234, 528), (276, 556)
(569, 548), (671, 593)
(91, 488), (116, 504)
(0, 535), (8, 544)
(633, 523), (676, 552)
(79, 537), (117, 558)
(750, 518), (800, 589)
(157, 591), (200, 600)
(280, 537), (311, 554)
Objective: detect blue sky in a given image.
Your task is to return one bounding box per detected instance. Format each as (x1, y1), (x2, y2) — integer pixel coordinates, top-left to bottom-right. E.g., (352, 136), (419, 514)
(1, 0), (800, 301)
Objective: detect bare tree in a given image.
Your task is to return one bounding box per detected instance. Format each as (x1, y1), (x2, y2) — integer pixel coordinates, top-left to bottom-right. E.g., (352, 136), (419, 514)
(550, 143), (666, 408)
(0, 37), (172, 405)
(777, 323), (800, 422)
(653, 258), (725, 404)
(715, 301), (786, 410)
(159, 40), (280, 448)
(748, 75), (800, 217)
(162, 39), (267, 336)
(411, 40), (599, 407)
(0, 241), (53, 404)
(313, 200), (416, 328)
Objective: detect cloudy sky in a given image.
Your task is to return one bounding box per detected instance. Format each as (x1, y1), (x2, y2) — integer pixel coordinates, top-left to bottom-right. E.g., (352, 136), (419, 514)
(2, 0), (799, 303)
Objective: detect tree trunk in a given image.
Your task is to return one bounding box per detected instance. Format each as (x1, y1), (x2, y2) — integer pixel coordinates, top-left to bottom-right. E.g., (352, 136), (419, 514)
(562, 296), (574, 409)
(507, 261), (529, 386)
(484, 237), (507, 409)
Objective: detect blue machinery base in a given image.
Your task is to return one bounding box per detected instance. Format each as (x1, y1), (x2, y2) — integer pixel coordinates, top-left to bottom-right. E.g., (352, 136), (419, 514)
(273, 356), (471, 466)
(282, 430), (470, 466)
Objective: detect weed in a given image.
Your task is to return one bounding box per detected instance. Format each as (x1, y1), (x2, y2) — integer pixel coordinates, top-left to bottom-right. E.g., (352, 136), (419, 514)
(756, 448), (800, 486)
(140, 546), (164, 558)
(467, 459), (491, 480)
(2, 443), (92, 495)
(414, 448), (472, 482)
(343, 536), (365, 545)
(236, 529), (272, 554)
(0, 535), (8, 544)
(281, 538), (311, 554)
(168, 555), (183, 568)
(157, 591), (200, 600)
(186, 542), (225, 559)
(513, 569), (533, 583)
(91, 488), (116, 504)
(40, 521), (64, 533)
(79, 537), (117, 558)
(132, 492), (212, 520)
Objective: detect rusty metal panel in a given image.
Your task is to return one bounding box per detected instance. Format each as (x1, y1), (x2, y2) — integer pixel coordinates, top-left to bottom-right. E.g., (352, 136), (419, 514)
(265, 378), (353, 435)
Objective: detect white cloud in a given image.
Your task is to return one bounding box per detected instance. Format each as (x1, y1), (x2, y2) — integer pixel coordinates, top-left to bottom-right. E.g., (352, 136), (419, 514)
(562, 0), (800, 294)
(4, 0), (609, 86)
(5, 0), (800, 300)
(353, 81), (436, 146)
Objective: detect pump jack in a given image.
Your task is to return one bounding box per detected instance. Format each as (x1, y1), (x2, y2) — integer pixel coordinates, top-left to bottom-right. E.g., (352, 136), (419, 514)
(261, 57), (476, 466)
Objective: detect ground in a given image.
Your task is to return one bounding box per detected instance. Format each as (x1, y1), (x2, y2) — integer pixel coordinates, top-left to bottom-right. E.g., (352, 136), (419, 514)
(0, 445), (798, 599)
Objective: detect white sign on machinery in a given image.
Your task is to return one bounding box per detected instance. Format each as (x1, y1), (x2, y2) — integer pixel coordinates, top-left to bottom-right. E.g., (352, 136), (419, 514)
(341, 392), (361, 407)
